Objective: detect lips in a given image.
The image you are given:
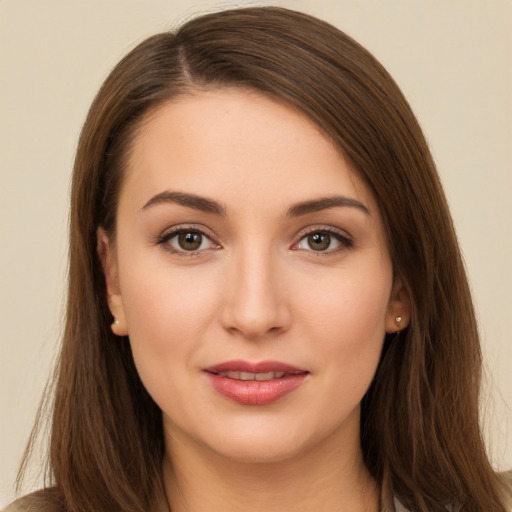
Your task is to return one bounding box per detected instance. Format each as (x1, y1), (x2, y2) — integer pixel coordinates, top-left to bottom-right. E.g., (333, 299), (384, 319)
(203, 360), (309, 405)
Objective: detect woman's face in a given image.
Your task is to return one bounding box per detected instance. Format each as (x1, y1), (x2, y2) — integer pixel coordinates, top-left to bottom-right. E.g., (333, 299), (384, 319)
(99, 89), (409, 464)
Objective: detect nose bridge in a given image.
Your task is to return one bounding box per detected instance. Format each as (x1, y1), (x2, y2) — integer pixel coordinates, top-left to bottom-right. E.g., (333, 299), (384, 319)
(222, 240), (288, 339)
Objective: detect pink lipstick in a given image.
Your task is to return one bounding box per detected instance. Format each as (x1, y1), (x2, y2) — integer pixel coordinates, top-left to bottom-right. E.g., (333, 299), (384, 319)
(203, 360), (309, 405)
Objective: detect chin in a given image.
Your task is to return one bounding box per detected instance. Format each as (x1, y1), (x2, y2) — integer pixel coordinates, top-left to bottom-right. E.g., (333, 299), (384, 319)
(209, 439), (309, 466)
(193, 414), (352, 467)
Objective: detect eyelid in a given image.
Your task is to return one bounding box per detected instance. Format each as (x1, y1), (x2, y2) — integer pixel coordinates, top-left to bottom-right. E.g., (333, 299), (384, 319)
(156, 224), (222, 255)
(154, 223), (353, 256)
(291, 225), (354, 253)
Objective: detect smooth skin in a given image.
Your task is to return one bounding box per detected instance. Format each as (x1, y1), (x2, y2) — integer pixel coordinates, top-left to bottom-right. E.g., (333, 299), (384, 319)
(98, 89), (410, 512)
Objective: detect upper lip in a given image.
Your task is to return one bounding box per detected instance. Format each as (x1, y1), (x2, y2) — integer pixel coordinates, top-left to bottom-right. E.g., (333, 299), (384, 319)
(203, 360), (308, 375)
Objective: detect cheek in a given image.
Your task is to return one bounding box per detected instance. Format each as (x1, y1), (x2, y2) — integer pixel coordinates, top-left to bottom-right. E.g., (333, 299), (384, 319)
(118, 257), (220, 386)
(299, 258), (392, 374)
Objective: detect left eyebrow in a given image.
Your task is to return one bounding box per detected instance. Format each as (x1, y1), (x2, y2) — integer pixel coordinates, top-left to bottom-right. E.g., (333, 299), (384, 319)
(286, 196), (370, 217)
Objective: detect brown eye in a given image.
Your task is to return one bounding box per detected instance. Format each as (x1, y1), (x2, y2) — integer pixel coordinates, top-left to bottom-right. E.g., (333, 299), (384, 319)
(307, 232), (331, 251)
(178, 231), (203, 251)
(160, 229), (216, 253)
(295, 229), (352, 253)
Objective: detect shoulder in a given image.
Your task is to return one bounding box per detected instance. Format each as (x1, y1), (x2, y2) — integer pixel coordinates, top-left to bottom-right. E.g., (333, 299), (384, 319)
(3, 489), (63, 512)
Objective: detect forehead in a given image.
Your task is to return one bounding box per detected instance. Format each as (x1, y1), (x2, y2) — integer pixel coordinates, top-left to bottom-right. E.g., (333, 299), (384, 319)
(122, 88), (378, 216)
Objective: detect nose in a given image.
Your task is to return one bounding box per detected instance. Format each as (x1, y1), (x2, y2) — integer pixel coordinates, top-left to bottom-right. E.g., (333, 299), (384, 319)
(220, 246), (291, 340)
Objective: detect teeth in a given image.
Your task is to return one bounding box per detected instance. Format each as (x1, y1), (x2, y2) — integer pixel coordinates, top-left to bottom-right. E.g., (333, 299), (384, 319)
(216, 371), (286, 381)
(255, 371), (275, 381)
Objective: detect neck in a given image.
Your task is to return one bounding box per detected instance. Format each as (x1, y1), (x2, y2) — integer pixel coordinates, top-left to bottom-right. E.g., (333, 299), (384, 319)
(162, 420), (380, 512)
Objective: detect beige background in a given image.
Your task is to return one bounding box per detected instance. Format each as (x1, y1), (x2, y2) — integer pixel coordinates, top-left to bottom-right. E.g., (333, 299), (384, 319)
(1, 0), (511, 506)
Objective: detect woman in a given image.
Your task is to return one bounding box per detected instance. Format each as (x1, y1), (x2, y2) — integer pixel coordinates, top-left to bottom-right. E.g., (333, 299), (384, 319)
(8, 6), (511, 512)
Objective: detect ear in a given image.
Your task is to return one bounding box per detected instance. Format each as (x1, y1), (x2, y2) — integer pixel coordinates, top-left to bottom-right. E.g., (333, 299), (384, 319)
(385, 274), (411, 334)
(97, 227), (128, 336)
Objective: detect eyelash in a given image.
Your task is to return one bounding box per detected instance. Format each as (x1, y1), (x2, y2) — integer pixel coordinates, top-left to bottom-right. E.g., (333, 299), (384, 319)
(293, 227), (354, 255)
(156, 225), (220, 256)
(156, 225), (354, 256)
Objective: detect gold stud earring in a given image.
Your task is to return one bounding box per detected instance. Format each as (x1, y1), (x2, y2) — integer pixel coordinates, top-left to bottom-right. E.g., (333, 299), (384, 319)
(111, 318), (127, 337)
(395, 316), (402, 326)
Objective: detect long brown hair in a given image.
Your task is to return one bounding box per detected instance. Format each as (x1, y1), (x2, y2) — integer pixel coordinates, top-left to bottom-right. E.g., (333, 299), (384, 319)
(16, 6), (510, 512)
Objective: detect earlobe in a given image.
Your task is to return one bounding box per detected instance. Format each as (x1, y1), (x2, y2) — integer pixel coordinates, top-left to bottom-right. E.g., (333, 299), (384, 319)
(385, 274), (411, 334)
(97, 227), (128, 336)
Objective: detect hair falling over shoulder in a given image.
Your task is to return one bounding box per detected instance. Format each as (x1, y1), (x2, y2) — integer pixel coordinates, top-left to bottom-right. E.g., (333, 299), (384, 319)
(13, 6), (511, 512)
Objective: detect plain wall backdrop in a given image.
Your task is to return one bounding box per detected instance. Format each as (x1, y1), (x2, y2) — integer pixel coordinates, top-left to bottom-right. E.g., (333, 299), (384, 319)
(1, 0), (511, 506)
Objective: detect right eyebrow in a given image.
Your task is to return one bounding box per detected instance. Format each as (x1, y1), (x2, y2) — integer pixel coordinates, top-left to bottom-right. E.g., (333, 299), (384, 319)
(141, 191), (227, 216)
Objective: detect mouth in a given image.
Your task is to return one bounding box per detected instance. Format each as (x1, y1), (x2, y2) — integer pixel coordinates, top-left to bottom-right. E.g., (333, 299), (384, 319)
(203, 360), (309, 405)
(214, 370), (288, 381)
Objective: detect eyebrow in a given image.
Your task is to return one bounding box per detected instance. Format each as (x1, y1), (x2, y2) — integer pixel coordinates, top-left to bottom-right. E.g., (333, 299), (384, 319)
(142, 191), (227, 216)
(141, 191), (369, 217)
(286, 196), (370, 217)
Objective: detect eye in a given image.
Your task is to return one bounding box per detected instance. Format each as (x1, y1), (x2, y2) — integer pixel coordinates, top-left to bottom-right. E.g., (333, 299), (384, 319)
(158, 228), (218, 254)
(295, 229), (352, 253)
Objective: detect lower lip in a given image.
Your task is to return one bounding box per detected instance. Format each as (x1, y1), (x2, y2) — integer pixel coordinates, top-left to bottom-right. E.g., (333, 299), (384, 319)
(206, 373), (308, 405)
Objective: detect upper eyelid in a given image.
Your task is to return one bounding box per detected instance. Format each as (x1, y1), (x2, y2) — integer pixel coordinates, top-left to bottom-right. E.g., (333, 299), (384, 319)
(156, 224), (221, 250)
(159, 223), (217, 239)
(291, 226), (354, 253)
(294, 224), (352, 240)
